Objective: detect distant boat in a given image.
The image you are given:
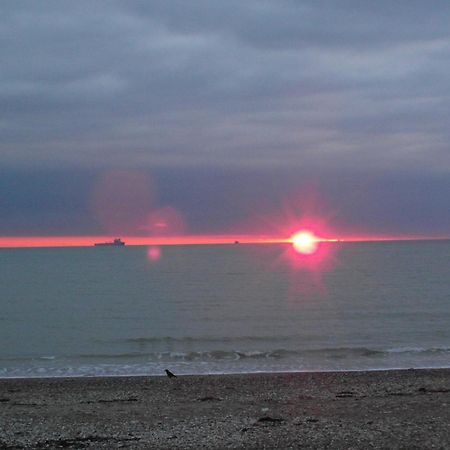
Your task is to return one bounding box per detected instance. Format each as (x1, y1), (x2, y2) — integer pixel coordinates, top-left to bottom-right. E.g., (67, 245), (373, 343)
(94, 238), (125, 247)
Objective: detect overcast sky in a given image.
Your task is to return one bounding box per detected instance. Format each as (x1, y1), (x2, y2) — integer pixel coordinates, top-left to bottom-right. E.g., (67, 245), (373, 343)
(1, 1), (450, 237)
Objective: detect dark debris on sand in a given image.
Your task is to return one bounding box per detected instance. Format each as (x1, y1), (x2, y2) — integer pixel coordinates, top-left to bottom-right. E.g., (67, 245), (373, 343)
(1, 369), (450, 448)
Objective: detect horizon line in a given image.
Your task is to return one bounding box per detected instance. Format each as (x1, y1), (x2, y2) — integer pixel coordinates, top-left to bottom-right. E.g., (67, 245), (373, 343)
(0, 234), (449, 249)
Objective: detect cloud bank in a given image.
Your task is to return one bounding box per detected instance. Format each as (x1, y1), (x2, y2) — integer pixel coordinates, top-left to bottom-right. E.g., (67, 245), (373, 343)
(1, 1), (450, 237)
(2, 0), (449, 173)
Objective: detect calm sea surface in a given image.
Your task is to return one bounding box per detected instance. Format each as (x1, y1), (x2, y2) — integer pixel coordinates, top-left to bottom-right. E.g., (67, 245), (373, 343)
(1, 241), (449, 377)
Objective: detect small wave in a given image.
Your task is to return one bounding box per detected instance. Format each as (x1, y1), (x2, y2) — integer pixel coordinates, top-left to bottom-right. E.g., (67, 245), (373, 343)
(0, 355), (57, 362)
(2, 346), (450, 365)
(386, 346), (450, 355)
(114, 335), (294, 345)
(305, 347), (387, 359)
(304, 346), (450, 358)
(145, 350), (297, 361)
(120, 345), (450, 361)
(35, 347), (401, 362)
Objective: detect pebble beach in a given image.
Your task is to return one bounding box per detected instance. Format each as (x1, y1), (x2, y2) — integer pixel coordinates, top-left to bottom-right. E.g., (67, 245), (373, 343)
(1, 368), (450, 449)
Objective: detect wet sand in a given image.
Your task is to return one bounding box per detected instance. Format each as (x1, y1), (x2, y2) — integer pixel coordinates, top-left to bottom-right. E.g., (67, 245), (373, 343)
(1, 369), (450, 449)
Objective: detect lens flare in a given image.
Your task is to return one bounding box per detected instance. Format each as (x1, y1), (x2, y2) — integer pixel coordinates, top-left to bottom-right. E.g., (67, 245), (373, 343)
(147, 246), (161, 262)
(291, 230), (319, 255)
(144, 206), (185, 236)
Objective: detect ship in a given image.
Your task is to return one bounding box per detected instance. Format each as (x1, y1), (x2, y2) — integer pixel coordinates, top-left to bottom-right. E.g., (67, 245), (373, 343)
(94, 238), (125, 247)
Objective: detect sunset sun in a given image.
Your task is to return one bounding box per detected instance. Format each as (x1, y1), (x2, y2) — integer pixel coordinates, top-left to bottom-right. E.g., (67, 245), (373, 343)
(291, 230), (319, 255)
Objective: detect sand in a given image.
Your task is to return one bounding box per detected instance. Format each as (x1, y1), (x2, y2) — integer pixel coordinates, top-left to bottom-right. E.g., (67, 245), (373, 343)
(1, 369), (450, 449)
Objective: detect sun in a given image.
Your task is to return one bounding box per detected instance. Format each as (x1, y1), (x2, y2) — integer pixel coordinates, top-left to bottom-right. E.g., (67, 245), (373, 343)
(291, 230), (319, 255)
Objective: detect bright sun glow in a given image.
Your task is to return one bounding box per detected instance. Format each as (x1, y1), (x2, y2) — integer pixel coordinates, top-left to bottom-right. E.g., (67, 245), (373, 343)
(291, 230), (319, 254)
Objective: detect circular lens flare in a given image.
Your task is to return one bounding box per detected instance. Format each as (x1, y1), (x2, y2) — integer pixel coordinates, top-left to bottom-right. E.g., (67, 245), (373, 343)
(291, 231), (319, 255)
(147, 246), (161, 262)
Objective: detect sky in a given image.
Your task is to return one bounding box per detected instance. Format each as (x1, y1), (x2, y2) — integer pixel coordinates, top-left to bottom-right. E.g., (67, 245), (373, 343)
(1, 1), (450, 242)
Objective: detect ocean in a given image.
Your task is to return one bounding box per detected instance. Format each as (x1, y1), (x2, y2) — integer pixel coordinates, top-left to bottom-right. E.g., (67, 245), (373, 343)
(1, 241), (449, 378)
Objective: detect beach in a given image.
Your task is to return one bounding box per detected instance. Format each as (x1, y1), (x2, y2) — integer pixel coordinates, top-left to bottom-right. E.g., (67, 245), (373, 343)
(1, 369), (450, 449)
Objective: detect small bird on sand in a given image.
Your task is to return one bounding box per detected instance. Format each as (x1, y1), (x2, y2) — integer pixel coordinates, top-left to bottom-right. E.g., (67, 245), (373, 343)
(165, 369), (176, 378)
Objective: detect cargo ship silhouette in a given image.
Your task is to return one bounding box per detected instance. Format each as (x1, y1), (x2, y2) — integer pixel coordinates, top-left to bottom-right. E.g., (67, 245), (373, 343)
(94, 238), (125, 247)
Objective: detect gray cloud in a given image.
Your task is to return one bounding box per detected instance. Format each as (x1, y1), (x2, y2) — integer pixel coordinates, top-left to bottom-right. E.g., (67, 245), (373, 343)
(1, 1), (450, 238)
(1, 1), (450, 172)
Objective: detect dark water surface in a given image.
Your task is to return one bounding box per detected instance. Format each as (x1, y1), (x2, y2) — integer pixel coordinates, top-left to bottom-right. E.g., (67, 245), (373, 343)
(1, 241), (449, 377)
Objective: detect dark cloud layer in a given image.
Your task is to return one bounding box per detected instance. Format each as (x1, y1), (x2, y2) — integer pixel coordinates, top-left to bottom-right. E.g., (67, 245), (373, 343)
(1, 167), (449, 237)
(1, 2), (449, 236)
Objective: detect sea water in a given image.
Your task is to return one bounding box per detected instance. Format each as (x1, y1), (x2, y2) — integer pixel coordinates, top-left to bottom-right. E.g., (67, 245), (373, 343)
(1, 241), (449, 377)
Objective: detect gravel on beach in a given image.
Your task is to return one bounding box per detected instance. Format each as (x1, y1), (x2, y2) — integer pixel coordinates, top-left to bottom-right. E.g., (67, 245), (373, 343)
(1, 369), (450, 449)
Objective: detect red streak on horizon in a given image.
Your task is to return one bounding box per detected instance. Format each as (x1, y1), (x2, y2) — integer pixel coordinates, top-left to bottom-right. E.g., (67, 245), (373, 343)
(0, 235), (276, 248)
(0, 234), (447, 249)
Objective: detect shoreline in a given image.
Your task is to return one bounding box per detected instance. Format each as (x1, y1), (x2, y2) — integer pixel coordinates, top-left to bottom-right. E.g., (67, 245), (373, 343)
(3, 364), (450, 380)
(2, 368), (450, 448)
